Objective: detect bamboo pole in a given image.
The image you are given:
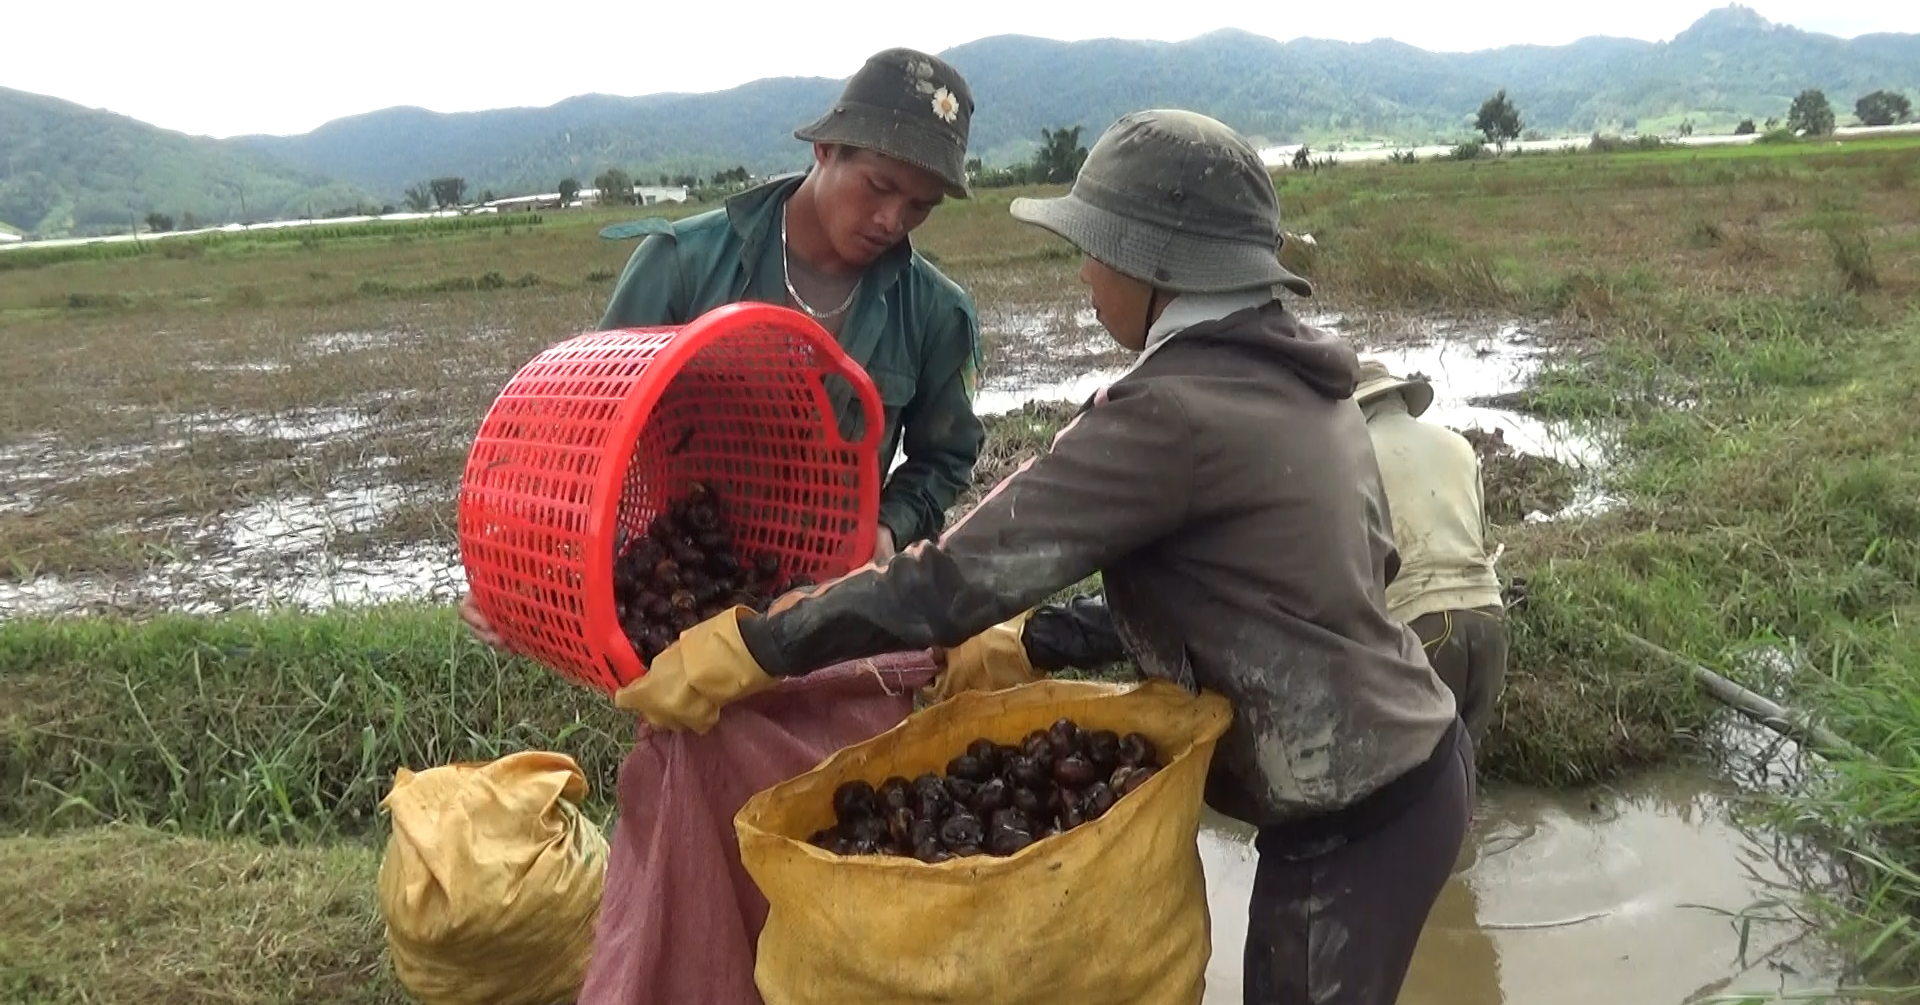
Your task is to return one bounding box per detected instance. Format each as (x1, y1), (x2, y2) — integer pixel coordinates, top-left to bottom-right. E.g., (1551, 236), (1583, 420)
(1616, 628), (1869, 763)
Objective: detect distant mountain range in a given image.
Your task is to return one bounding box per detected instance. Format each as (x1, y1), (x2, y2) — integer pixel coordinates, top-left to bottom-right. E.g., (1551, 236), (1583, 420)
(4, 4), (1916, 237)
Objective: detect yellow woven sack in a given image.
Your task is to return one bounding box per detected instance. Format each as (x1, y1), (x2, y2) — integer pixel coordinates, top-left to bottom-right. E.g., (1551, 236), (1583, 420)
(737, 678), (1234, 1005)
(376, 750), (608, 1005)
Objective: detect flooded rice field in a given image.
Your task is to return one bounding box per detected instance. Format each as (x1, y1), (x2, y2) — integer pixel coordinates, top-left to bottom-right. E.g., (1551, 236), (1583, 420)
(0, 306), (1602, 618)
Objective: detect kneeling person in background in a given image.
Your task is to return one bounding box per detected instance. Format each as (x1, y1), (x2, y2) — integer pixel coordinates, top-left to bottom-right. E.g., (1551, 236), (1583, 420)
(1354, 360), (1510, 747)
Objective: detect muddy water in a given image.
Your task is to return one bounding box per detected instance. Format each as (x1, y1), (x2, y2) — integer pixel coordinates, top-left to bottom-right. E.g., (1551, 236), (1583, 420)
(1196, 767), (1842, 1004)
(1358, 323), (1604, 470)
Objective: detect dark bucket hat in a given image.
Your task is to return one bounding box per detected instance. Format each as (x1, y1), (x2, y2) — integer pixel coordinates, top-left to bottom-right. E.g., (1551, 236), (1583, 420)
(1010, 109), (1311, 296)
(794, 47), (975, 200)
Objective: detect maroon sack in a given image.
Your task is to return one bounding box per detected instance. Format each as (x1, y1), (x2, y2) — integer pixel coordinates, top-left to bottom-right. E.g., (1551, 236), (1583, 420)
(578, 652), (938, 1005)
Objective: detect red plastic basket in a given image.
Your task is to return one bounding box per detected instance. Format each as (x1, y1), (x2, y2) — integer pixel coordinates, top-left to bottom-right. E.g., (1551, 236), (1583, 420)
(457, 302), (885, 695)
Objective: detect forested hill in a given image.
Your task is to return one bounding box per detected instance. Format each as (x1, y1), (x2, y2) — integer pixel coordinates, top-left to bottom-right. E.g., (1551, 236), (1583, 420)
(233, 5), (1920, 194)
(0, 86), (375, 237)
(5, 4), (1915, 236)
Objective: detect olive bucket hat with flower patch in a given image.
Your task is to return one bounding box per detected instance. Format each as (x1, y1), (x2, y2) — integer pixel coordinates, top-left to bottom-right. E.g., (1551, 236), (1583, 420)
(794, 47), (975, 200)
(1010, 109), (1311, 296)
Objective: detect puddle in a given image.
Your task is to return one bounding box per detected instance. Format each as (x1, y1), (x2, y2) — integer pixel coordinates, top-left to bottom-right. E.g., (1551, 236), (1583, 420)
(182, 407), (376, 443)
(0, 483), (463, 618)
(224, 485), (410, 551)
(0, 547), (464, 617)
(976, 304), (1129, 407)
(969, 318), (1607, 488)
(973, 367), (1127, 416)
(308, 329), (411, 354)
(189, 360), (291, 374)
(2, 435), (193, 486)
(1357, 326), (1605, 471)
(1197, 767), (1844, 1004)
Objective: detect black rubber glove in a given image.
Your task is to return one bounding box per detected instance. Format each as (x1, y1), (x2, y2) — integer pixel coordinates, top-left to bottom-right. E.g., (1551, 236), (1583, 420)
(1023, 593), (1128, 671)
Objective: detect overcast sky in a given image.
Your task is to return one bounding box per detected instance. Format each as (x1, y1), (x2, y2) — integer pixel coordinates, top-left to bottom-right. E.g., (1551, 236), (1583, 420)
(6, 0), (1913, 138)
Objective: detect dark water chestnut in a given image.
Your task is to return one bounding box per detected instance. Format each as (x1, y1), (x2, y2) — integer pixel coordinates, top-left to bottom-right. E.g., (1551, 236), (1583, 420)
(811, 717), (1169, 861)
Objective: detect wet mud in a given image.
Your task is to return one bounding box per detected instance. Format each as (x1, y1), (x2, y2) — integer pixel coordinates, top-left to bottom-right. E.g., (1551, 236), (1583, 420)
(4, 310), (1601, 617)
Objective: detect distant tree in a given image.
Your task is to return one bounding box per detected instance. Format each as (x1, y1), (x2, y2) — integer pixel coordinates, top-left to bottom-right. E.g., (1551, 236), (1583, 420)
(1292, 145), (1312, 170)
(559, 178), (581, 204)
(595, 168), (634, 206)
(1788, 89), (1835, 136)
(965, 157), (983, 176)
(479, 189), (496, 204)
(1734, 118), (1757, 135)
(658, 173), (671, 187)
(671, 173), (699, 189)
(429, 176), (467, 209)
(1029, 126), (1089, 184)
(180, 211), (199, 229)
(709, 165), (749, 187)
(144, 212), (174, 232)
(1678, 120), (1694, 137)
(379, 204), (397, 216)
(403, 183), (434, 212)
(1764, 117), (1780, 130)
(1855, 90), (1913, 127)
(1475, 90), (1523, 152)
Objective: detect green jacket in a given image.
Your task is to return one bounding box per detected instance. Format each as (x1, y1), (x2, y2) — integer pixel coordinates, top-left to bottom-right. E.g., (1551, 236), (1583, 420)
(597, 174), (985, 545)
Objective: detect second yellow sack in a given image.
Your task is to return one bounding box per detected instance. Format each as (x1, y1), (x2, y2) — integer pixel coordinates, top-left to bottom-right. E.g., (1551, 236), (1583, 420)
(376, 749), (608, 1005)
(736, 677), (1234, 1005)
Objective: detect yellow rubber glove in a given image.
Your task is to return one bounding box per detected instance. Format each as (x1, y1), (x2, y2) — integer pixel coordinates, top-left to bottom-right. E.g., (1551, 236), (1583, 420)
(927, 610), (1038, 703)
(614, 606), (776, 734)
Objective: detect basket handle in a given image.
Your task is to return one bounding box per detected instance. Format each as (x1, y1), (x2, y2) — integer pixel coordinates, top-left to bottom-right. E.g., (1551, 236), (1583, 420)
(824, 350), (887, 458)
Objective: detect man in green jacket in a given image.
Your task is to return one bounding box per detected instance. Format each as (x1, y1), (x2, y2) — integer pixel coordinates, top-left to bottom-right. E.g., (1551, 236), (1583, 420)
(597, 48), (984, 561)
(460, 47), (986, 645)
(460, 49), (988, 1005)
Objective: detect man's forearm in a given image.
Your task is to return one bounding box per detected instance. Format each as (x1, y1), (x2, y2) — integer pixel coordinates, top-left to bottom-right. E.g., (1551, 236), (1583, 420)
(878, 455), (972, 545)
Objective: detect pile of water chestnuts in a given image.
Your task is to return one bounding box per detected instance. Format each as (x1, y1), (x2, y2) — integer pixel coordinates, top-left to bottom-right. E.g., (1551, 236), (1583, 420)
(809, 717), (1165, 861)
(613, 481), (814, 660)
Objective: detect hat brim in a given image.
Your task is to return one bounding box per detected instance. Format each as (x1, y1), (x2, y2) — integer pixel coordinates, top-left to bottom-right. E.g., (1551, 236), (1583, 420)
(795, 106), (972, 200)
(1356, 376), (1435, 417)
(1009, 192), (1312, 297)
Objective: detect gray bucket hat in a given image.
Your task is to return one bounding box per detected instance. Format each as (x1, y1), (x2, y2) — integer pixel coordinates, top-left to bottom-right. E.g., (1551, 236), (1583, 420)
(1010, 109), (1311, 296)
(794, 47), (975, 200)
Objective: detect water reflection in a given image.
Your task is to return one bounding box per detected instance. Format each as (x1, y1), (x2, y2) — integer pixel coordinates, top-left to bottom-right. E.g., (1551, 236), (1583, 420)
(1197, 769), (1843, 1005)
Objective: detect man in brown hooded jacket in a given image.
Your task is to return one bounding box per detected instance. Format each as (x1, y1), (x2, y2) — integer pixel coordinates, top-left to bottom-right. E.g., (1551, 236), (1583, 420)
(617, 109), (1472, 1005)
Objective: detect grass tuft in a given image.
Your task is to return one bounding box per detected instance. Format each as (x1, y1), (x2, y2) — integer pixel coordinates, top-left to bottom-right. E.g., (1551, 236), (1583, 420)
(0, 606), (629, 841)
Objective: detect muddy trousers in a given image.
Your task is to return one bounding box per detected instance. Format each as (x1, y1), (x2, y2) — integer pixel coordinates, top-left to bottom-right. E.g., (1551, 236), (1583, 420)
(1408, 605), (1510, 745)
(1243, 719), (1475, 1005)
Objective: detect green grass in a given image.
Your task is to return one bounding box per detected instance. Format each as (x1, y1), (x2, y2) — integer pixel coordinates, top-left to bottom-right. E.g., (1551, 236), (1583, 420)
(0, 826), (404, 1005)
(0, 606), (629, 841)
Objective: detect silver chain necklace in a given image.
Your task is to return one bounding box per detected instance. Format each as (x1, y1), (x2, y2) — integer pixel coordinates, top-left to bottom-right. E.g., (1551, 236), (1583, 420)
(781, 208), (859, 322)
